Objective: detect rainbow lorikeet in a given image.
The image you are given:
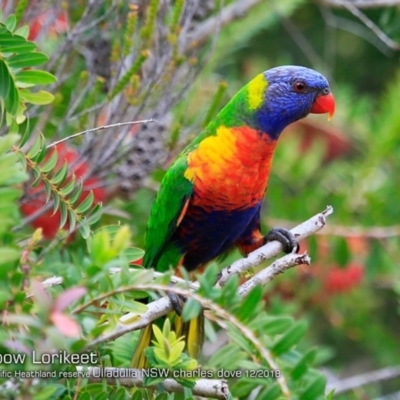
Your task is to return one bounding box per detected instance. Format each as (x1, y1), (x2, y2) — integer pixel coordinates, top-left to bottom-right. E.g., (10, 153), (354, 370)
(132, 65), (335, 367)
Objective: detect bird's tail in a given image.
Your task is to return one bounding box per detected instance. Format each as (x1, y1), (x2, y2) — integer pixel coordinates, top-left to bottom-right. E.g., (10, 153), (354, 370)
(131, 312), (205, 368)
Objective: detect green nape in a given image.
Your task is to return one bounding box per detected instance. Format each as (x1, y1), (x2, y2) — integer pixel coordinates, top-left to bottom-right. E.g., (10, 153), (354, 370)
(185, 73), (266, 151)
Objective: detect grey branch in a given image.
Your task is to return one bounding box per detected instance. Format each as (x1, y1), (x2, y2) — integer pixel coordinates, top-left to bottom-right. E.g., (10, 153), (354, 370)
(322, 0), (400, 8)
(47, 120), (156, 149)
(323, 0), (400, 50)
(326, 366), (400, 394)
(183, 0), (264, 53)
(76, 367), (230, 400)
(216, 206), (333, 287)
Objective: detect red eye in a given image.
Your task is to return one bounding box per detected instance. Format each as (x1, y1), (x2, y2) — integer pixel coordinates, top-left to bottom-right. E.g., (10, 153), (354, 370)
(294, 81), (306, 92)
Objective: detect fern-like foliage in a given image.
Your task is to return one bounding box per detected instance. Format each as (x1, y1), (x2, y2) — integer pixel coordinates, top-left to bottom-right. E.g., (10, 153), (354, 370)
(0, 13), (102, 239)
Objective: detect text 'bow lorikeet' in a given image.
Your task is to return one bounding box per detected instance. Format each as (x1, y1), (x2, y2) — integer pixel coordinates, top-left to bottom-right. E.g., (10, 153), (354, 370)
(132, 65), (335, 368)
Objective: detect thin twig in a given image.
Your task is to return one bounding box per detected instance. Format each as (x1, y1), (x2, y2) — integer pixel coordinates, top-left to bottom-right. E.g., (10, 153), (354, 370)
(331, 0), (400, 50)
(268, 217), (400, 238)
(322, 0), (400, 9)
(237, 252), (311, 297)
(280, 15), (328, 72)
(47, 120), (157, 148)
(326, 366), (400, 394)
(76, 367), (230, 399)
(183, 0), (263, 52)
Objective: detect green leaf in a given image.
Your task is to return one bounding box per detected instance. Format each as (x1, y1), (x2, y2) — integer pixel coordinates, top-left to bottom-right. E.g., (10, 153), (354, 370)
(87, 203), (103, 225)
(249, 315), (294, 336)
(152, 323), (165, 346)
(326, 389), (336, 399)
(8, 52), (48, 68)
(79, 221), (91, 239)
(221, 274), (239, 303)
(0, 59), (11, 99)
(33, 139), (48, 163)
(4, 15), (17, 31)
(226, 322), (253, 354)
(0, 134), (19, 154)
(111, 388), (126, 400)
(131, 392), (143, 400)
(236, 285), (263, 322)
(41, 149), (58, 173)
(272, 320), (308, 355)
(44, 180), (52, 203)
(19, 116), (30, 147)
(31, 166), (41, 186)
(78, 392), (91, 400)
(256, 383), (281, 400)
(231, 380), (258, 398)
(51, 161), (69, 185)
(0, 35), (36, 53)
(27, 134), (44, 159)
(208, 343), (244, 369)
(182, 298), (202, 322)
(123, 247), (145, 262)
(4, 78), (19, 115)
(0, 247), (20, 266)
(69, 180), (83, 204)
(59, 201), (68, 229)
(19, 89), (54, 105)
(94, 393), (108, 400)
(299, 373), (327, 400)
(68, 209), (77, 232)
(114, 299), (148, 314)
(52, 191), (60, 213)
(13, 25), (29, 38)
(154, 394), (169, 400)
(60, 176), (76, 197)
(15, 70), (56, 86)
(291, 348), (318, 380)
(169, 340), (185, 364)
(76, 191), (94, 214)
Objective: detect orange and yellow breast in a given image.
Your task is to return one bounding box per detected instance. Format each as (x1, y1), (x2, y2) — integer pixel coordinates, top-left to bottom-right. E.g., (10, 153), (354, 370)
(184, 125), (277, 210)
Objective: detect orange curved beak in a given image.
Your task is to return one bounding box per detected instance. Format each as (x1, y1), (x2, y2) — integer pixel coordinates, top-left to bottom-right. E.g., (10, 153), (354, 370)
(310, 92), (335, 121)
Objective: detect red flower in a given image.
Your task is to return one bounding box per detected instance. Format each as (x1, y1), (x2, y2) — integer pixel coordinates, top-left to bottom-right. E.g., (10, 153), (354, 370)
(323, 263), (364, 294)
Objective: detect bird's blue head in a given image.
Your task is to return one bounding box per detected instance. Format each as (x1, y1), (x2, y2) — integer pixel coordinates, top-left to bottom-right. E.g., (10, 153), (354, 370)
(248, 66), (335, 139)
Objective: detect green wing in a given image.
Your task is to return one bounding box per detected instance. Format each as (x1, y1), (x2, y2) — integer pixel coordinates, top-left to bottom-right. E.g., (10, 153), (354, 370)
(143, 155), (193, 271)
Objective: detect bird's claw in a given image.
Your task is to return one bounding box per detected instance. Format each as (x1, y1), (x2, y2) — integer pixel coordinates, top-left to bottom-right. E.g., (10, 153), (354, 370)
(264, 227), (299, 254)
(168, 292), (185, 316)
